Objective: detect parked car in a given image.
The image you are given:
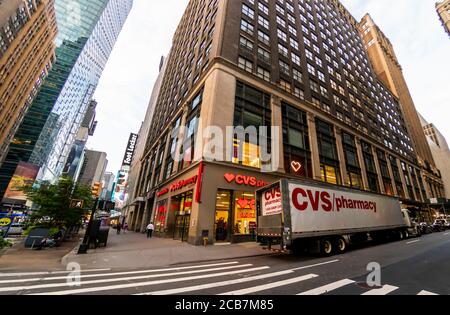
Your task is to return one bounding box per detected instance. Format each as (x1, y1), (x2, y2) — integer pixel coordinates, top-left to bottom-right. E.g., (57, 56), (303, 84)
(432, 219), (447, 232)
(6, 223), (24, 235)
(418, 222), (434, 234)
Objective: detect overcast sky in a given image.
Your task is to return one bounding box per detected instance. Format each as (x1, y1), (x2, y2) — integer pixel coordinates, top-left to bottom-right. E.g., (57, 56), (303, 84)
(89, 0), (450, 175)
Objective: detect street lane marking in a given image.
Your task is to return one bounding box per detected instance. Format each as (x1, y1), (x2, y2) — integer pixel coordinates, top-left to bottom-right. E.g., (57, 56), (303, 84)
(0, 261), (240, 284)
(0, 269), (111, 278)
(30, 266), (270, 295)
(362, 285), (399, 295)
(218, 274), (318, 295)
(406, 240), (420, 245)
(292, 260), (339, 271)
(139, 270), (295, 295)
(297, 279), (355, 295)
(418, 290), (438, 295)
(0, 264), (254, 293)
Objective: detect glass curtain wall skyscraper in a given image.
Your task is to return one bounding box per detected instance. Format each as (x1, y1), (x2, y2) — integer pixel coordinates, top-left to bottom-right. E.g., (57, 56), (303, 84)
(0, 0), (133, 199)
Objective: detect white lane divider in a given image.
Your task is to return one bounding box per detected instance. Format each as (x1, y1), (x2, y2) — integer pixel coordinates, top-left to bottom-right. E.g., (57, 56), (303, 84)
(297, 279), (355, 295)
(139, 270), (295, 295)
(0, 263), (253, 293)
(406, 240), (420, 245)
(292, 260), (339, 271)
(362, 285), (399, 295)
(218, 274), (318, 295)
(0, 261), (239, 285)
(30, 266), (270, 295)
(0, 269), (111, 278)
(418, 290), (438, 295)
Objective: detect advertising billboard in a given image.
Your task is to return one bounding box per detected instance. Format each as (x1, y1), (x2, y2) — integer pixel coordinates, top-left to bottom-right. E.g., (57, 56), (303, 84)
(2, 162), (40, 204)
(63, 140), (86, 179)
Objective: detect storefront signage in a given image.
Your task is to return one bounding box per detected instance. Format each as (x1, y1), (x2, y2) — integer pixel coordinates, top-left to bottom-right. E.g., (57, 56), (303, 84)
(261, 185), (283, 216)
(224, 173), (269, 188)
(157, 175), (198, 197)
(157, 188), (169, 197)
(122, 133), (138, 166)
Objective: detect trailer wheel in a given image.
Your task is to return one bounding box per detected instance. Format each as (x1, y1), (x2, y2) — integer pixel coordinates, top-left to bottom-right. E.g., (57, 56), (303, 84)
(335, 237), (347, 254)
(320, 238), (334, 256)
(398, 230), (405, 240)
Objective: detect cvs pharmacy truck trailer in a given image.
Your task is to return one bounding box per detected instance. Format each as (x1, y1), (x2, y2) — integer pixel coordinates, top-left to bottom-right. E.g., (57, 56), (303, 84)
(257, 179), (419, 256)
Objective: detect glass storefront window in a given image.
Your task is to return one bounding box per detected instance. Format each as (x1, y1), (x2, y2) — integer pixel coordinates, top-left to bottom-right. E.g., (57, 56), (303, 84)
(154, 200), (168, 234)
(233, 192), (257, 235)
(214, 190), (257, 242)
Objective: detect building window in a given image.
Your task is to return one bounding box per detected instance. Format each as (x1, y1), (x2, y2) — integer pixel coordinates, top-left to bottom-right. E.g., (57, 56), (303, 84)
(283, 103), (312, 178)
(238, 56), (253, 73)
(342, 132), (362, 189)
(361, 141), (379, 193)
(233, 82), (272, 169)
(316, 119), (341, 185)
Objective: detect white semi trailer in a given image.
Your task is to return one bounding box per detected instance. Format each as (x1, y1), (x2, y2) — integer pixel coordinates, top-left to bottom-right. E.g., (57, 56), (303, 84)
(257, 179), (420, 256)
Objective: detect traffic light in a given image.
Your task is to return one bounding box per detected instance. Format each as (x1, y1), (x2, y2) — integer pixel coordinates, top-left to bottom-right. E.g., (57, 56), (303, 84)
(92, 182), (102, 198)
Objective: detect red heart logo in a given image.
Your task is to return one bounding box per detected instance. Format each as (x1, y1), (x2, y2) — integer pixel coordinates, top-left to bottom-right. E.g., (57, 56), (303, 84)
(291, 161), (303, 173)
(237, 199), (248, 209)
(224, 173), (236, 183)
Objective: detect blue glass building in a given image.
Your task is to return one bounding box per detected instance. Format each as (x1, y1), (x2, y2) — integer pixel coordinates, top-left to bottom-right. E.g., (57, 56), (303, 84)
(0, 0), (133, 199)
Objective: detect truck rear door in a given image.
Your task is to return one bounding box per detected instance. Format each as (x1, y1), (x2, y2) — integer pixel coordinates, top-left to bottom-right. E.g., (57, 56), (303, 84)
(257, 182), (285, 239)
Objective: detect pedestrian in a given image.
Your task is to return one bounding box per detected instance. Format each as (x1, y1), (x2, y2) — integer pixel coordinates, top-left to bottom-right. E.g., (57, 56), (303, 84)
(117, 223), (122, 235)
(123, 223), (129, 234)
(146, 222), (154, 238)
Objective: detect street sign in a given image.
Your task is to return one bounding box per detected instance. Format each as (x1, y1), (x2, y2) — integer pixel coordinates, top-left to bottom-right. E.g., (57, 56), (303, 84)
(70, 199), (84, 209)
(0, 217), (12, 227)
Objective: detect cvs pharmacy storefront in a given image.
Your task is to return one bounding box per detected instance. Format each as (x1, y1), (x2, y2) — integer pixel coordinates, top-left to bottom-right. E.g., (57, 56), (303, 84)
(152, 161), (279, 246)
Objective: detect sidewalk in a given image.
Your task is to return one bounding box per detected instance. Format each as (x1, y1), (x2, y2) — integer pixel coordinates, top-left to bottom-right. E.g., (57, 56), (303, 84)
(0, 237), (80, 272)
(62, 229), (272, 270)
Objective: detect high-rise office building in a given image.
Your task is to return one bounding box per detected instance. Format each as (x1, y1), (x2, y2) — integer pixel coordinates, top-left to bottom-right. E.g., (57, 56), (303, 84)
(130, 0), (441, 245)
(0, 0), (57, 165)
(77, 150), (108, 187)
(101, 171), (116, 201)
(358, 14), (444, 201)
(124, 56), (168, 232)
(436, 0), (450, 37)
(420, 115), (450, 199)
(0, 0), (133, 200)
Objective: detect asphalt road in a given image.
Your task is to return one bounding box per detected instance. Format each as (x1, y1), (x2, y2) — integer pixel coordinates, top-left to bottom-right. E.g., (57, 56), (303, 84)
(0, 231), (449, 295)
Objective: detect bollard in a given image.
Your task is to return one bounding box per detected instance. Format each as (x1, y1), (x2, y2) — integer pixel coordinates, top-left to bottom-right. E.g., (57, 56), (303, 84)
(203, 237), (208, 247)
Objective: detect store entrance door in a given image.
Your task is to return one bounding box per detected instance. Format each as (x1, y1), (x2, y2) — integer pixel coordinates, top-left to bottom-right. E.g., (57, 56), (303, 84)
(214, 190), (232, 243)
(174, 213), (190, 242)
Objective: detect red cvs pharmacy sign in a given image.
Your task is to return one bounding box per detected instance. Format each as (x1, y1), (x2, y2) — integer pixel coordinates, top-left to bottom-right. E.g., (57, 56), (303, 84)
(262, 185), (283, 216)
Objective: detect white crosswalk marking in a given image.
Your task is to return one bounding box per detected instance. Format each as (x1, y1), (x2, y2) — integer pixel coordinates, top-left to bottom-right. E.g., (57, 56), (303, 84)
(218, 274), (318, 295)
(0, 269), (111, 278)
(297, 279), (355, 295)
(417, 290), (438, 295)
(30, 266), (270, 295)
(362, 285), (399, 295)
(0, 263), (254, 293)
(0, 261), (239, 284)
(291, 260), (339, 271)
(139, 270), (295, 295)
